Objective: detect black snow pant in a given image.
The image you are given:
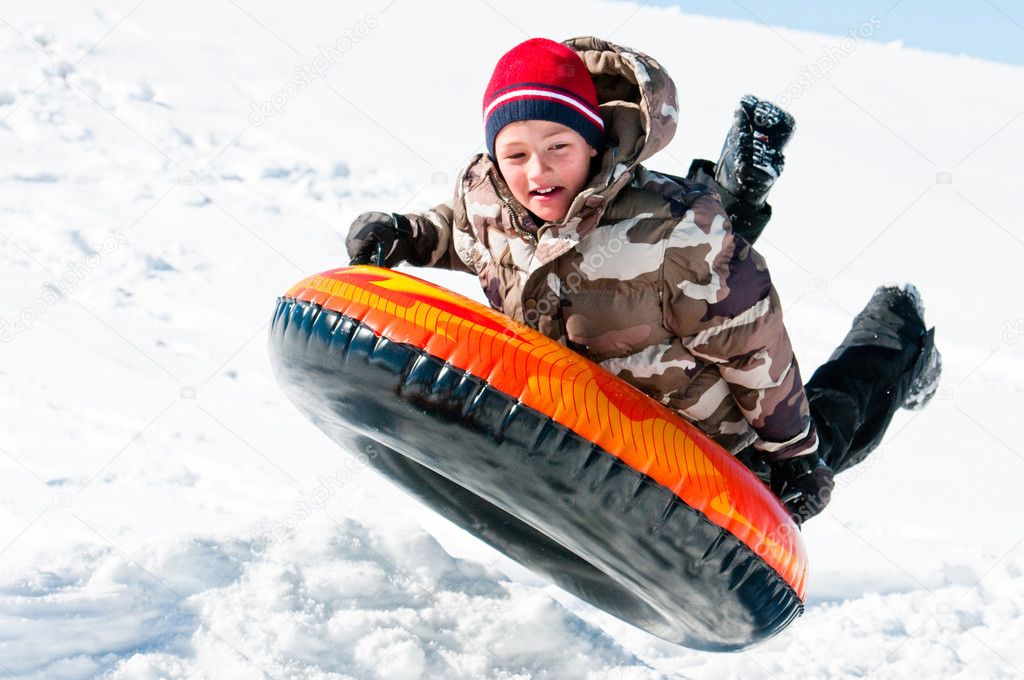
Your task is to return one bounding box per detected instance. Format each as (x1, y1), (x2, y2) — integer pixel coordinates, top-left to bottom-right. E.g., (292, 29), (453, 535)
(803, 342), (918, 474)
(736, 343), (917, 480)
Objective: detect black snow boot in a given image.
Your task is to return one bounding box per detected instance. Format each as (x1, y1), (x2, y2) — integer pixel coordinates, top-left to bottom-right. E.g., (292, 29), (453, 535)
(715, 94), (795, 208)
(828, 284), (942, 411)
(802, 284), (942, 474)
(687, 95), (795, 245)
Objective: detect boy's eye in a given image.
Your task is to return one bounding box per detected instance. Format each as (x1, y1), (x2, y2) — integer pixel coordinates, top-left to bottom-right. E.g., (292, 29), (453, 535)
(505, 152), (526, 160)
(550, 143), (567, 150)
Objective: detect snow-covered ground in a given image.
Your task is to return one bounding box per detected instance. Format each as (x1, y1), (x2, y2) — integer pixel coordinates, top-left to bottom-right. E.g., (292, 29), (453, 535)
(1, 1), (1022, 678)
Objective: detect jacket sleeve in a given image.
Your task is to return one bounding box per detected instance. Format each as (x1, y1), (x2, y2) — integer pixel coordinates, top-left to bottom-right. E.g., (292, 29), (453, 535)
(663, 193), (818, 460)
(400, 201), (472, 273)
(397, 159), (480, 274)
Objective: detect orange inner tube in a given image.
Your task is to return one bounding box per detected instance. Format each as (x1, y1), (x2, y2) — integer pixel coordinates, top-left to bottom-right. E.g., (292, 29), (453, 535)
(285, 266), (807, 599)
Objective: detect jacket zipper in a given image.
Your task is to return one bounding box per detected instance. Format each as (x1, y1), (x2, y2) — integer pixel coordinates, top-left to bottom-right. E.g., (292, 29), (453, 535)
(489, 175), (538, 245)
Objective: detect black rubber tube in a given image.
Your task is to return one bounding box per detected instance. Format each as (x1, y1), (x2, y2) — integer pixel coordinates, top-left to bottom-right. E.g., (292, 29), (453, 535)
(269, 297), (803, 650)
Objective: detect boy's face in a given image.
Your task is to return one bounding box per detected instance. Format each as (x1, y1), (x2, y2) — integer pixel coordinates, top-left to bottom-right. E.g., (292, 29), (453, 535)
(494, 120), (598, 224)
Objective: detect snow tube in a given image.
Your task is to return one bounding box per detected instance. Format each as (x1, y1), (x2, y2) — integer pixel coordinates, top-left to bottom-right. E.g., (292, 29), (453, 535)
(268, 266), (807, 650)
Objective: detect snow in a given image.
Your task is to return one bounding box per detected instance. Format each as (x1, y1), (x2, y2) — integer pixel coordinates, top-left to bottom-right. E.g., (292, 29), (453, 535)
(1, 1), (1022, 678)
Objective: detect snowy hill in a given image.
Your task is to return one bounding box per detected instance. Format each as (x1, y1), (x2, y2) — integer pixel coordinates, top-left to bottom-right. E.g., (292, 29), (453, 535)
(2, 1), (1023, 678)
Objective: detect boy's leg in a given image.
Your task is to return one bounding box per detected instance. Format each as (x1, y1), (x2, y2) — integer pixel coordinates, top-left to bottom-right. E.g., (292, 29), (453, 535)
(804, 285), (941, 474)
(688, 95), (795, 245)
(688, 159), (773, 245)
(736, 285), (941, 481)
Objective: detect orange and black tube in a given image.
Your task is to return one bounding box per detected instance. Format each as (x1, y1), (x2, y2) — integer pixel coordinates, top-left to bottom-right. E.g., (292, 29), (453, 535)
(268, 266), (808, 650)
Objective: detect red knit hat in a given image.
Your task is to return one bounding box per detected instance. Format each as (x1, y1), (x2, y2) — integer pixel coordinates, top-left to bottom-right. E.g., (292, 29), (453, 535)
(483, 38), (605, 159)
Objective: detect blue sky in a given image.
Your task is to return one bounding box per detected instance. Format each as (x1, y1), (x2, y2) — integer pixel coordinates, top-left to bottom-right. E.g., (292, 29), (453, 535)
(625, 0), (1024, 66)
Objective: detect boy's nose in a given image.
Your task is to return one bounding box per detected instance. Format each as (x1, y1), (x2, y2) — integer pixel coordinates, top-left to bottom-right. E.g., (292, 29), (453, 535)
(526, 155), (550, 182)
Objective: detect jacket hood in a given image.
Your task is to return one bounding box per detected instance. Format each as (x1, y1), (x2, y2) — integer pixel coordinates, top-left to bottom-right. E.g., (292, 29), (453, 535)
(565, 36), (679, 184)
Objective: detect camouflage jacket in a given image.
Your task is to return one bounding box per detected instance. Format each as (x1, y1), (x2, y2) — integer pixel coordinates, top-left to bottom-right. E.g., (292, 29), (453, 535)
(397, 36), (817, 458)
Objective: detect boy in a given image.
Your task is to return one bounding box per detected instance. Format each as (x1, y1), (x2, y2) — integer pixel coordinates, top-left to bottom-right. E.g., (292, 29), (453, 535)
(346, 37), (940, 523)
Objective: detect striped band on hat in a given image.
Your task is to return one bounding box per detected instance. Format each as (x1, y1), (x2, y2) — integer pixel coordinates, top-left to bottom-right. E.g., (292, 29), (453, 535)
(484, 85), (605, 129)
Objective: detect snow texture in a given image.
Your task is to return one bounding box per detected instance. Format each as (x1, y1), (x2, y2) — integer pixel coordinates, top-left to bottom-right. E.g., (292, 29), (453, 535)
(1, 1), (1023, 678)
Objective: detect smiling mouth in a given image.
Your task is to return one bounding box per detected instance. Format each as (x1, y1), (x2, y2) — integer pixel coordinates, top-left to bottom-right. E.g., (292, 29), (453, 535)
(530, 186), (563, 198)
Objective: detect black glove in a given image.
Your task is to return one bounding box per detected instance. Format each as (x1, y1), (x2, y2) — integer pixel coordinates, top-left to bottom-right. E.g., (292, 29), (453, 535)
(769, 455), (834, 524)
(346, 212), (431, 267)
(715, 94), (795, 208)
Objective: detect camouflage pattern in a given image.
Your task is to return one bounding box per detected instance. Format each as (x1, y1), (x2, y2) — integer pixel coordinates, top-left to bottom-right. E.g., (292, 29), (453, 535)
(399, 37), (817, 459)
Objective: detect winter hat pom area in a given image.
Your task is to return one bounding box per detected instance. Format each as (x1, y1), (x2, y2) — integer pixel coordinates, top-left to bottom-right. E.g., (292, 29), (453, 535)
(483, 38), (605, 159)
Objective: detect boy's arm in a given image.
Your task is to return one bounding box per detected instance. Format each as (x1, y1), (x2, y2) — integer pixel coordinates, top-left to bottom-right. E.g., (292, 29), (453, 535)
(346, 202), (472, 274)
(685, 159), (772, 246)
(346, 158), (481, 275)
(663, 192), (833, 521)
(404, 202), (473, 273)
(663, 193), (818, 461)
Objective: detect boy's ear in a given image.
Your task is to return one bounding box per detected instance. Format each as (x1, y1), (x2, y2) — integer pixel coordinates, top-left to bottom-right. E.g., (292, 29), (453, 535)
(589, 146), (598, 158)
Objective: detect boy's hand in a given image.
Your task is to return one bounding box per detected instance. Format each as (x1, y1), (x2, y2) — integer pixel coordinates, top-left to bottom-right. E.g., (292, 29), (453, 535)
(769, 455), (834, 524)
(346, 212), (420, 267)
